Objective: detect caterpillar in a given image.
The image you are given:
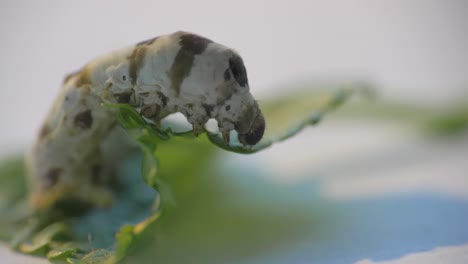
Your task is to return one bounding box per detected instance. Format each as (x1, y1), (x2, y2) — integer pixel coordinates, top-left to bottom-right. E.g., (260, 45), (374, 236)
(27, 31), (265, 209)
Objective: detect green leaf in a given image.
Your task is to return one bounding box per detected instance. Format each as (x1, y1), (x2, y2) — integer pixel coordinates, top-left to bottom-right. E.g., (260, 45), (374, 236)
(0, 157), (33, 242)
(330, 99), (468, 137)
(207, 85), (366, 153)
(47, 242), (81, 261)
(1, 84), (361, 263)
(18, 240), (49, 256)
(0, 157), (28, 206)
(424, 105), (468, 136)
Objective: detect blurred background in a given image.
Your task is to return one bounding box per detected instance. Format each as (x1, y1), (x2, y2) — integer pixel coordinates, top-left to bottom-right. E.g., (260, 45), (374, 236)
(0, 0), (467, 263)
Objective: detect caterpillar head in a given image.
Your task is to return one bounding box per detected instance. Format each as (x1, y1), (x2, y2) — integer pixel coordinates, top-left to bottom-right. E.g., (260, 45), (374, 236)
(145, 32), (266, 146)
(235, 101), (265, 146)
(214, 53), (265, 146)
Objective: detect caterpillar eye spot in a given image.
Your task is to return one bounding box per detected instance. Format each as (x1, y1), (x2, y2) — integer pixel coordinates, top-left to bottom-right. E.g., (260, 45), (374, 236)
(122, 75), (126, 81)
(225, 105), (231, 111)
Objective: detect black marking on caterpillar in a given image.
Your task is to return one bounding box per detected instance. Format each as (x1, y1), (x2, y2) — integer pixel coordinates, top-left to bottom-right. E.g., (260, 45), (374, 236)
(229, 54), (248, 87)
(169, 33), (213, 95)
(224, 68), (231, 81)
(46, 167), (62, 188)
(156, 91), (169, 107)
(113, 92), (132, 104)
(202, 104), (215, 117)
(128, 45), (148, 86)
(74, 110), (93, 129)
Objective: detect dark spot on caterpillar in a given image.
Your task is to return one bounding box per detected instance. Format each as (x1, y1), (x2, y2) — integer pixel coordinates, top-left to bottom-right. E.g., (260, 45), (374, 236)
(224, 69), (231, 81)
(130, 36), (161, 83)
(113, 92), (132, 103)
(52, 197), (94, 217)
(202, 104), (215, 117)
(122, 75), (126, 81)
(225, 105), (231, 111)
(185, 103), (194, 110)
(39, 124), (50, 140)
(136, 36), (160, 46)
(141, 104), (161, 119)
(128, 45), (147, 86)
(74, 110), (93, 129)
(185, 111), (192, 119)
(75, 68), (91, 88)
(157, 91), (169, 106)
(169, 32), (213, 95)
(91, 165), (102, 185)
(229, 54), (248, 87)
(179, 33), (213, 54)
(46, 167), (62, 188)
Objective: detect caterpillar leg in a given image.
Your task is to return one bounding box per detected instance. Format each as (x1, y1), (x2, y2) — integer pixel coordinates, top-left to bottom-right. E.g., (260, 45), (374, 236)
(184, 104), (210, 137)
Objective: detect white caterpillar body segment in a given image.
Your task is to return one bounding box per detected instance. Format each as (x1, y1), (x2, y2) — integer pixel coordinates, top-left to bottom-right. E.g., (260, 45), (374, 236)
(28, 31), (265, 209)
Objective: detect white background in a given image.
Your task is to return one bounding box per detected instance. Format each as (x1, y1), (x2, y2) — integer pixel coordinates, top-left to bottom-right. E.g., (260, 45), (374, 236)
(0, 1), (467, 263)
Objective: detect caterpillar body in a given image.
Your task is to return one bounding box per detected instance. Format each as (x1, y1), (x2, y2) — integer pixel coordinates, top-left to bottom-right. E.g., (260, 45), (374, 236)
(27, 31), (265, 209)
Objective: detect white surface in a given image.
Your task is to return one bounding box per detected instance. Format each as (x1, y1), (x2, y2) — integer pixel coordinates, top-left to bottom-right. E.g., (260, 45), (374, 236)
(0, 243), (45, 264)
(1, 0), (467, 263)
(356, 244), (468, 264)
(225, 122), (468, 264)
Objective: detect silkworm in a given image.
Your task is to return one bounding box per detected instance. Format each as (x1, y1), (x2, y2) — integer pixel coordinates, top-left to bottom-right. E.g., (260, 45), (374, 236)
(26, 31), (265, 209)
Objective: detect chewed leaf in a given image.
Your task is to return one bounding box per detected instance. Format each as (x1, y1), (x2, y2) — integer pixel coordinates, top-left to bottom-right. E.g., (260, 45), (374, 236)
(105, 84), (365, 155)
(79, 249), (114, 264)
(207, 85), (369, 153)
(104, 103), (170, 141)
